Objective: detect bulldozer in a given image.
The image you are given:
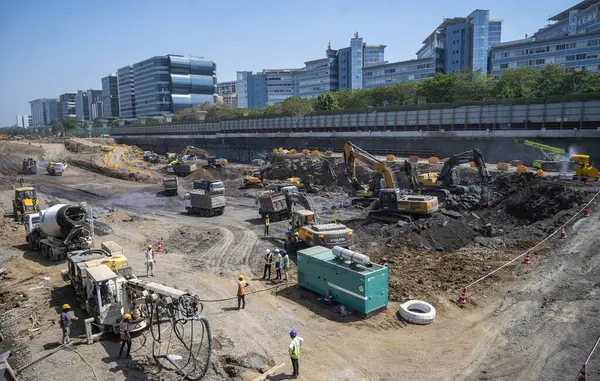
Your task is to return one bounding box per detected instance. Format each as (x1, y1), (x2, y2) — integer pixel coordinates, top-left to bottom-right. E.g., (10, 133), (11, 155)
(13, 179), (40, 223)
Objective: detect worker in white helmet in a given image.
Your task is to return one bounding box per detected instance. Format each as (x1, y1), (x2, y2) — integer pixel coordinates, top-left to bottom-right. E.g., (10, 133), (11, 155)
(145, 244), (155, 277)
(262, 249), (273, 280)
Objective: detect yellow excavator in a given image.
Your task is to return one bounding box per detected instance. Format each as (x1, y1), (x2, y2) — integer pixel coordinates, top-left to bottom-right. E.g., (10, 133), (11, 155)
(343, 141), (439, 223)
(182, 145), (210, 161)
(571, 154), (599, 181)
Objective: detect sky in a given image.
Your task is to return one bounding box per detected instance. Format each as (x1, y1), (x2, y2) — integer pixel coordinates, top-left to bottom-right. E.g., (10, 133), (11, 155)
(0, 0), (571, 126)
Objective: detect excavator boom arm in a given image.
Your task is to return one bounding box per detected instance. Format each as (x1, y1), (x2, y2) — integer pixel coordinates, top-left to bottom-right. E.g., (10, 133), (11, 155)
(343, 141), (396, 190)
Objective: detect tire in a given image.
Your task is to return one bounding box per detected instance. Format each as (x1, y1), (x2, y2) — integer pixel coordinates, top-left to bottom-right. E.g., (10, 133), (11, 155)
(398, 300), (436, 325)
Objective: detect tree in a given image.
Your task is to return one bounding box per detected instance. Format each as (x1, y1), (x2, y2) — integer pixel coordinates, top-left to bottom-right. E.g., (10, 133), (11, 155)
(581, 72), (600, 92)
(314, 93), (340, 111)
(534, 63), (568, 97)
(417, 73), (458, 103)
(51, 121), (65, 135)
(145, 117), (162, 125)
(281, 97), (313, 116)
(453, 70), (495, 102)
(61, 117), (81, 130)
(494, 67), (540, 99)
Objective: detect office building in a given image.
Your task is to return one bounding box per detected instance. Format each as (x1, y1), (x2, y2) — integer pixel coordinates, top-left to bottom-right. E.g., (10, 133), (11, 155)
(295, 43), (339, 99)
(15, 115), (31, 128)
(236, 71), (253, 109)
(59, 93), (76, 120)
(117, 65), (136, 119)
(263, 69), (302, 105)
(101, 74), (119, 117)
(490, 1), (600, 76)
(489, 20), (503, 48)
(132, 55), (216, 117)
(363, 58), (441, 88)
(87, 89), (103, 120)
(29, 98), (60, 126)
(338, 33), (366, 90)
(75, 90), (89, 121)
(217, 81), (237, 108)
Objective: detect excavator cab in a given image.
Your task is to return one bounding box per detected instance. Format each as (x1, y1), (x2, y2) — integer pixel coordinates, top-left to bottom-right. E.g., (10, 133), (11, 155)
(291, 210), (314, 230)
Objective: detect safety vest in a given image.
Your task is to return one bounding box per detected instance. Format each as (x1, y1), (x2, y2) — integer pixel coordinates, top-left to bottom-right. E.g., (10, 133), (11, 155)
(237, 281), (246, 296)
(119, 320), (130, 340)
(290, 337), (300, 359)
(283, 255), (289, 269)
(265, 218), (270, 227)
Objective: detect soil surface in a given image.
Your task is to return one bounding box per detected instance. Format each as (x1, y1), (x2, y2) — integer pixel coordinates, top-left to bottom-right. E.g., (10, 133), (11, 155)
(0, 139), (598, 381)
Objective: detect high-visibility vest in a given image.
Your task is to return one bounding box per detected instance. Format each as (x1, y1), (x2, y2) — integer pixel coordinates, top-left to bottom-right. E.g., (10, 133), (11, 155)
(119, 320), (130, 340)
(265, 218), (270, 227)
(290, 338), (300, 359)
(237, 281), (245, 296)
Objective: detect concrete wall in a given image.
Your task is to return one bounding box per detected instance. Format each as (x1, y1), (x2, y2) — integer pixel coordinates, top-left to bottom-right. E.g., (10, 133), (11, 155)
(115, 131), (600, 166)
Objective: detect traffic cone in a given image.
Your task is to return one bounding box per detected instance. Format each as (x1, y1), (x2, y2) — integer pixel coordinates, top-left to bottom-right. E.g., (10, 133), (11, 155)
(560, 228), (567, 239)
(456, 288), (467, 305)
(583, 178), (588, 185)
(583, 208), (589, 217)
(577, 364), (587, 381)
(522, 251), (531, 265)
(157, 239), (163, 253)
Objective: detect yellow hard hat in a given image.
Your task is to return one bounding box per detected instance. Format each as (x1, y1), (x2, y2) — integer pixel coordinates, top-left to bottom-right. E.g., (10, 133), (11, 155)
(62, 303), (71, 310)
(238, 274), (244, 279)
(123, 313), (132, 320)
(148, 244), (153, 249)
(294, 232), (299, 236)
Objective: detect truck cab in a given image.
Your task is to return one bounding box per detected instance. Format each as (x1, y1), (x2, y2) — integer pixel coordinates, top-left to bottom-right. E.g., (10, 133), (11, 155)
(24, 212), (41, 247)
(193, 180), (225, 194)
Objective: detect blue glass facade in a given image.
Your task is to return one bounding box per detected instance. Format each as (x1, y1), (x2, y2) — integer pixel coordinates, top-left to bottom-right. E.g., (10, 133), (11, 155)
(362, 58), (441, 88)
(444, 22), (473, 73)
(117, 65), (136, 119)
(490, 1), (600, 76)
(263, 69), (300, 105)
(75, 90), (90, 121)
(469, 10), (490, 73)
(296, 57), (338, 99)
(363, 45), (386, 67)
(101, 75), (119, 118)
(489, 20), (503, 48)
(59, 93), (76, 120)
(29, 98), (60, 126)
(236, 71), (252, 109)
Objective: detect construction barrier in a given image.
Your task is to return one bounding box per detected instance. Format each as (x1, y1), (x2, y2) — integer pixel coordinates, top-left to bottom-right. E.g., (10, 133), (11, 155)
(496, 162), (509, 171)
(325, 150), (333, 157)
(457, 190), (599, 306)
(516, 165), (529, 173)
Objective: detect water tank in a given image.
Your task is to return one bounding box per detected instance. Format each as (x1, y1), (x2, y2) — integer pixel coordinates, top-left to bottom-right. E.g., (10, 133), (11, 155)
(332, 246), (371, 266)
(39, 204), (87, 238)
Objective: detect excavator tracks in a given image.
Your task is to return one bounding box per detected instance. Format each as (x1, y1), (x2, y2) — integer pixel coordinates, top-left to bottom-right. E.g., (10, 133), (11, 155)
(367, 211), (415, 224)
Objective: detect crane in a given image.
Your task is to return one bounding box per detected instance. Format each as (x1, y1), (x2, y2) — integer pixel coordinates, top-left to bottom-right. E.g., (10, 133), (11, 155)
(514, 139), (570, 171)
(342, 141), (439, 223)
(343, 141), (396, 205)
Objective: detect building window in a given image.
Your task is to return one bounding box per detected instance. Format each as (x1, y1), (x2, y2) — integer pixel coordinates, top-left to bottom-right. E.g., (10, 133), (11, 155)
(500, 63), (509, 69)
(588, 39), (599, 47)
(566, 55), (576, 61)
(576, 54), (587, 60)
(384, 68), (396, 74)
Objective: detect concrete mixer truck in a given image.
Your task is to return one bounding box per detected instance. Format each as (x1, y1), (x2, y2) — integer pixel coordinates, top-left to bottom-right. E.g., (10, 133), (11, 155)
(27, 203), (93, 261)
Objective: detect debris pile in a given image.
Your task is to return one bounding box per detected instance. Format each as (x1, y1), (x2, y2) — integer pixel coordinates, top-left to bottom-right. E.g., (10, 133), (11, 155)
(162, 226), (221, 255)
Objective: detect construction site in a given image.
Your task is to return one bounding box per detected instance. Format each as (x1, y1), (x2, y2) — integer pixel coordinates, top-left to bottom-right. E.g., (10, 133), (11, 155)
(0, 134), (599, 381)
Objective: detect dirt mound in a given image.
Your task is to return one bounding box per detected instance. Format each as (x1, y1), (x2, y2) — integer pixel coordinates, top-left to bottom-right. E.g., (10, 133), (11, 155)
(64, 138), (111, 154)
(162, 226), (221, 255)
(492, 173), (586, 222)
(69, 159), (153, 182)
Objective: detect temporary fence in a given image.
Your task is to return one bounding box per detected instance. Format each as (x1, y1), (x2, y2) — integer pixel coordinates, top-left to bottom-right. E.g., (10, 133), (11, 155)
(456, 189), (600, 305)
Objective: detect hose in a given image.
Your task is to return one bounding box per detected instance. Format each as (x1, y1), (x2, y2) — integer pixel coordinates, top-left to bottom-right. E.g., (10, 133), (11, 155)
(73, 349), (99, 381)
(197, 282), (287, 303)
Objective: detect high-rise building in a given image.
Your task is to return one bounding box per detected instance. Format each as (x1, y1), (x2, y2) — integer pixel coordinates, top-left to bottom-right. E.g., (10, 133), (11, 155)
(75, 90), (90, 121)
(59, 93), (76, 120)
(363, 45), (387, 67)
(87, 89), (103, 120)
(29, 98), (60, 126)
(363, 58), (441, 88)
(338, 33), (365, 90)
(490, 1), (600, 76)
(117, 65), (136, 119)
(217, 81), (238, 108)
(101, 74), (119, 117)
(15, 115), (31, 128)
(236, 71), (253, 109)
(131, 55), (217, 117)
(489, 20), (503, 48)
(295, 43), (339, 99)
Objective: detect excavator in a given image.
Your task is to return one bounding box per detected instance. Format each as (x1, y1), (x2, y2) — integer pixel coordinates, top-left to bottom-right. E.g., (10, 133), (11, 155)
(343, 141), (439, 223)
(403, 160), (450, 199)
(514, 139), (571, 171)
(182, 145), (210, 161)
(437, 148), (491, 193)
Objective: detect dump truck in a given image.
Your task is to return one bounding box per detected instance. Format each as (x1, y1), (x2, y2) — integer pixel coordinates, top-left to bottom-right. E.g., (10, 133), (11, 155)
(47, 162), (66, 176)
(170, 162), (197, 177)
(257, 192), (289, 221)
(184, 190), (226, 216)
(27, 203), (93, 260)
(22, 158), (37, 174)
(289, 210), (354, 249)
(163, 175), (179, 196)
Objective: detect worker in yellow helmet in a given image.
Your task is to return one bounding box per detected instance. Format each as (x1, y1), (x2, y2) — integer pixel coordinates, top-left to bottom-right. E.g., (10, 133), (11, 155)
(237, 275), (249, 310)
(118, 313), (133, 359)
(60, 303), (71, 344)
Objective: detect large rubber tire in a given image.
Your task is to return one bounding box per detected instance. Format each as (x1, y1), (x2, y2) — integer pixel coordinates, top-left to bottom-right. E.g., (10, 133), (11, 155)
(398, 300), (436, 325)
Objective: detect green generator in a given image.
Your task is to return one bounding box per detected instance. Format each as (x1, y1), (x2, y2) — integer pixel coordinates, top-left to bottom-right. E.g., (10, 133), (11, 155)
(297, 246), (388, 316)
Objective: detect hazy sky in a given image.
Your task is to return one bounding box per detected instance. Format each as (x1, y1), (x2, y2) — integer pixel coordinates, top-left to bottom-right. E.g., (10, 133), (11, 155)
(0, 0), (570, 126)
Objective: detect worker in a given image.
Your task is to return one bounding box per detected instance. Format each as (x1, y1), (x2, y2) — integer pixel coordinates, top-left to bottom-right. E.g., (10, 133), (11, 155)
(145, 244), (155, 277)
(264, 215), (270, 236)
(274, 249), (282, 281)
(60, 304), (71, 344)
(282, 249), (290, 282)
(292, 232), (301, 255)
(288, 329), (304, 379)
(284, 229), (292, 252)
(262, 249), (273, 280)
(237, 275), (249, 309)
(118, 313), (132, 359)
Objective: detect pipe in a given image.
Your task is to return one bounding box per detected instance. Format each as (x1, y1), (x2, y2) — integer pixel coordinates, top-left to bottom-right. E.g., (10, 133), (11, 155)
(332, 246), (371, 266)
